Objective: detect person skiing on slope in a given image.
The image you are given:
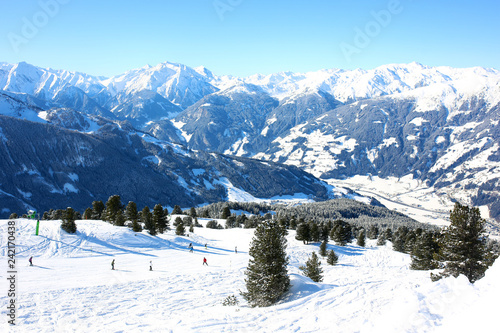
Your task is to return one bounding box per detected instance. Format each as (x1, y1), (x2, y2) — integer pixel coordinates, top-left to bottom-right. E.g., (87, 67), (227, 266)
(149, 261), (153, 271)
(111, 259), (115, 270)
(203, 257), (208, 266)
(29, 256), (33, 266)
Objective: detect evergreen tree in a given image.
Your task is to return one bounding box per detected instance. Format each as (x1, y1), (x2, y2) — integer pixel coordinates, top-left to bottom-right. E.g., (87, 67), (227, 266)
(330, 220), (351, 246)
(377, 232), (387, 246)
(132, 219), (142, 232)
(326, 249), (338, 265)
(173, 216), (183, 226)
(241, 220), (290, 307)
(367, 225), (379, 239)
(125, 201), (139, 224)
(410, 231), (439, 270)
(300, 252), (323, 282)
(142, 206), (156, 235)
(115, 210), (126, 227)
(221, 206), (231, 219)
(190, 207), (197, 218)
(319, 240), (328, 257)
(289, 217), (297, 230)
(309, 222), (320, 242)
(404, 230), (417, 254)
(172, 205), (182, 215)
(61, 207), (77, 233)
(176, 222), (185, 236)
(91, 200), (105, 220)
(392, 226), (409, 252)
(104, 195), (122, 224)
(357, 229), (366, 247)
(153, 204), (167, 234)
(83, 208), (92, 220)
(295, 223), (311, 244)
(433, 203), (489, 283)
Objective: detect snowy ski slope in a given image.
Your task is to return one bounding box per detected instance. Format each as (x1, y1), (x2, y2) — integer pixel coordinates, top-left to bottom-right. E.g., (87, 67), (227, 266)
(0, 218), (498, 332)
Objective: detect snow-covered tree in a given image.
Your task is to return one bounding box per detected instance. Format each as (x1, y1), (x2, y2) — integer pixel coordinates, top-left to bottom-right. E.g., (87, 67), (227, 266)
(433, 203), (489, 283)
(242, 220), (290, 307)
(300, 252), (323, 282)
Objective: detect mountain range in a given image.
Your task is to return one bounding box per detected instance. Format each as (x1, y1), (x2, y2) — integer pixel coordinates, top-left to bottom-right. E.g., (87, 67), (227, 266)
(1, 61), (499, 221)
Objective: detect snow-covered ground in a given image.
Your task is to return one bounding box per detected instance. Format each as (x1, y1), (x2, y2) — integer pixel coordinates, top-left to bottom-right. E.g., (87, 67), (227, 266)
(0, 218), (497, 332)
(327, 175), (455, 227)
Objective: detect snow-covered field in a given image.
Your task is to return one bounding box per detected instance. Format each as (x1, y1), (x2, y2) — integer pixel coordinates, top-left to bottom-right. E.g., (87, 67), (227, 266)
(1, 218), (498, 332)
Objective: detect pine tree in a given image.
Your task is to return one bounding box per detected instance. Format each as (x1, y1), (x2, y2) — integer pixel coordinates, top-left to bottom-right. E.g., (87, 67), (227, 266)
(142, 206), (156, 236)
(126, 201), (139, 223)
(433, 203), (489, 283)
(326, 249), (338, 265)
(153, 204), (167, 234)
(367, 225), (379, 239)
(357, 229), (366, 247)
(83, 208), (92, 220)
(190, 207), (197, 218)
(115, 210), (126, 227)
(241, 220), (290, 307)
(91, 200), (105, 220)
(392, 226), (409, 252)
(309, 222), (320, 243)
(104, 195), (122, 224)
(295, 223), (311, 244)
(330, 220), (351, 246)
(221, 206), (231, 219)
(300, 252), (323, 282)
(410, 231), (439, 270)
(61, 207), (77, 233)
(319, 240), (327, 257)
(172, 205), (182, 215)
(176, 222), (185, 236)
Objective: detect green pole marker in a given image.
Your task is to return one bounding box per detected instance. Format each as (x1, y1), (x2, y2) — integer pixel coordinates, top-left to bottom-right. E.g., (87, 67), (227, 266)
(35, 220), (40, 236)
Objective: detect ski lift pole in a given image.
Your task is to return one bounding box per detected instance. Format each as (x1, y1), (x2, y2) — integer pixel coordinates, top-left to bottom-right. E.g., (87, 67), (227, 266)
(35, 219), (40, 236)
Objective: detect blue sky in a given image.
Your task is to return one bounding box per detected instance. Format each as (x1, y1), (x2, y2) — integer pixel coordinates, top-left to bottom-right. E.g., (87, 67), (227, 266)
(1, 0), (499, 77)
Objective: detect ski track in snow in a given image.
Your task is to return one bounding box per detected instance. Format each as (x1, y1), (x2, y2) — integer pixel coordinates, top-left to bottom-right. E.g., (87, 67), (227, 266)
(0, 219), (497, 332)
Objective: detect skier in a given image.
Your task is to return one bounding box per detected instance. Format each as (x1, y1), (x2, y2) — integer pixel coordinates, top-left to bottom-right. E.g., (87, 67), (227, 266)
(111, 259), (115, 270)
(205, 243), (207, 249)
(189, 243), (193, 253)
(29, 256), (33, 266)
(149, 261), (153, 271)
(235, 246), (237, 254)
(203, 257), (208, 266)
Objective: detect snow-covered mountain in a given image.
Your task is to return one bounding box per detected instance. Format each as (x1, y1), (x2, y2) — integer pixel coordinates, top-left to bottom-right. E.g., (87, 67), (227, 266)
(1, 60), (500, 221)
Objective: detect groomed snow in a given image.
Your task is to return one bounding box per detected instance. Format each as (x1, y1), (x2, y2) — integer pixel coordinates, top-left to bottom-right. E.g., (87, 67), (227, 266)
(1, 218), (497, 332)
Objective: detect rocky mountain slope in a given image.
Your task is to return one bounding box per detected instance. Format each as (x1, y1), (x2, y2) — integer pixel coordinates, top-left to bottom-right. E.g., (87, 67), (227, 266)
(1, 61), (499, 221)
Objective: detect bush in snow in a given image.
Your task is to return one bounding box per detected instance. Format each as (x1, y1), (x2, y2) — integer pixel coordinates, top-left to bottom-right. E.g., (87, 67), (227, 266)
(221, 295), (239, 306)
(206, 220), (223, 229)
